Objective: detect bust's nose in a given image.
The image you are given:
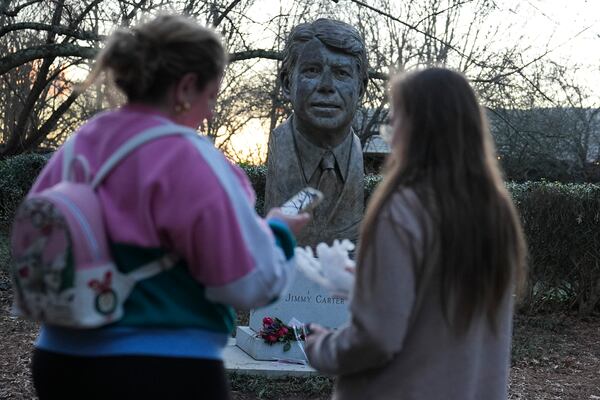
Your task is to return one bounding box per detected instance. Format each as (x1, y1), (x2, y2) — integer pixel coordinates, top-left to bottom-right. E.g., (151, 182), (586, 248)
(316, 69), (334, 93)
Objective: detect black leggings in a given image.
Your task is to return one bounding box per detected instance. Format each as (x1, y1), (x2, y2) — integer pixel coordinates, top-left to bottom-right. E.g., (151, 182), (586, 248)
(32, 348), (231, 400)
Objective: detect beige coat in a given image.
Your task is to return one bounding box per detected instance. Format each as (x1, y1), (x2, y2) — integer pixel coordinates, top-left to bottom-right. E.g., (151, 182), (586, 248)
(306, 187), (514, 400)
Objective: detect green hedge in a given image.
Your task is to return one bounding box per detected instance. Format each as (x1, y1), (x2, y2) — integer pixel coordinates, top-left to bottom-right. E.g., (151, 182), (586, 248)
(238, 163), (267, 216)
(508, 182), (600, 315)
(1, 153), (599, 314)
(0, 153), (49, 228)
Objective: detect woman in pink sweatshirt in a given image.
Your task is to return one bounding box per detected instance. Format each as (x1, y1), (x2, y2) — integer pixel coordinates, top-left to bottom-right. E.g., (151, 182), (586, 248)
(306, 68), (527, 400)
(29, 15), (308, 400)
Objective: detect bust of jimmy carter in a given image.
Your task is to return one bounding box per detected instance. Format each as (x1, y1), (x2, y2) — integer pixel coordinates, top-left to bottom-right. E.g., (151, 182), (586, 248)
(265, 19), (367, 247)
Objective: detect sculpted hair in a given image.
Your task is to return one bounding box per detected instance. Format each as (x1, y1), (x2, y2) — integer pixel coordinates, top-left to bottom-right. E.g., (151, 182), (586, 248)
(87, 14), (226, 102)
(359, 68), (527, 333)
(280, 18), (369, 92)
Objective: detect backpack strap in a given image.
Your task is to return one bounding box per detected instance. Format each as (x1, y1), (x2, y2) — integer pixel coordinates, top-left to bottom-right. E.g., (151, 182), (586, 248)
(127, 253), (180, 282)
(89, 124), (198, 280)
(91, 124), (199, 189)
(61, 136), (76, 181)
(61, 137), (92, 183)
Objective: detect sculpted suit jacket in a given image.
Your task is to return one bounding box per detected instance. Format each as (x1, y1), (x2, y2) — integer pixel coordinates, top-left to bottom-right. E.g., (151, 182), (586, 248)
(265, 115), (364, 247)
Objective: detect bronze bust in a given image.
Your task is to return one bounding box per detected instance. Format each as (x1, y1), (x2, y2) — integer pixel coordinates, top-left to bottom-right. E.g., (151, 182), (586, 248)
(265, 19), (367, 247)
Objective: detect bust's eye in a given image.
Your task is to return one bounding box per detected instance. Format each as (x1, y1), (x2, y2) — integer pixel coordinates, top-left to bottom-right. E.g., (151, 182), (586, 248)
(336, 69), (351, 78)
(302, 66), (320, 76)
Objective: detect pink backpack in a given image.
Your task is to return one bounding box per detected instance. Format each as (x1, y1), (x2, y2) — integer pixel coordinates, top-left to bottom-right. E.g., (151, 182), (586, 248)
(10, 124), (196, 328)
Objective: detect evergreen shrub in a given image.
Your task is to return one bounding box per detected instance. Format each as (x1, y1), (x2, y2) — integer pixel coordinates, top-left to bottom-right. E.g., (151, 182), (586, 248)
(508, 181), (600, 314)
(1, 154), (599, 314)
(0, 153), (49, 227)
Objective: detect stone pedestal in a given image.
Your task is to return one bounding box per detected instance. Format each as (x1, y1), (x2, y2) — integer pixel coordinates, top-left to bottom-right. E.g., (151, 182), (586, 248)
(224, 338), (318, 377)
(235, 273), (350, 362)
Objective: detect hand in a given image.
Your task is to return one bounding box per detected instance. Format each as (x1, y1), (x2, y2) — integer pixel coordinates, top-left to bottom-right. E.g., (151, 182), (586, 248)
(306, 322), (329, 335)
(267, 208), (310, 236)
(304, 322), (330, 342)
(304, 322), (330, 353)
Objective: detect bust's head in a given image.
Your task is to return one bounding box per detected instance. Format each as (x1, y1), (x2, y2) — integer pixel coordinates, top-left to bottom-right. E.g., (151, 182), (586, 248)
(280, 19), (368, 146)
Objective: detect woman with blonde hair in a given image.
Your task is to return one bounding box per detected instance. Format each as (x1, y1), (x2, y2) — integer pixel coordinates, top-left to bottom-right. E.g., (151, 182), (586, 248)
(28, 14), (308, 400)
(305, 67), (526, 400)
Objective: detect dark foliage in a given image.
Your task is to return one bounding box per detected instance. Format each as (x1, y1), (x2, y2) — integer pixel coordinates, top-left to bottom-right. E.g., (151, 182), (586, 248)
(1, 154), (598, 314)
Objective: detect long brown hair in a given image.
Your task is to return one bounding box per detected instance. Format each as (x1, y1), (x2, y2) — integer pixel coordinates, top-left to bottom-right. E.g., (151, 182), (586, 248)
(359, 68), (526, 332)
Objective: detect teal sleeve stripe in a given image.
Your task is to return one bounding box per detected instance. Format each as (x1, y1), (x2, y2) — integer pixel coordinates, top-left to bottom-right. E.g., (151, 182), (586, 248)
(267, 218), (296, 260)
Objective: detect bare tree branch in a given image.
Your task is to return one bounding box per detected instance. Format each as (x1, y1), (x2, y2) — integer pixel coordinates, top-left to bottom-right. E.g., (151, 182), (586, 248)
(214, 0), (243, 27)
(1, 0), (40, 17)
(413, 0), (473, 28)
(0, 43), (96, 75)
(341, 0), (490, 69)
(0, 22), (105, 41)
(3, 0), (65, 156)
(65, 0), (105, 33)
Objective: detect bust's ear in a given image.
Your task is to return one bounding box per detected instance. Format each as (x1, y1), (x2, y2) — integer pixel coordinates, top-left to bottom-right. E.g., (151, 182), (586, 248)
(358, 79), (367, 100)
(281, 71), (292, 101)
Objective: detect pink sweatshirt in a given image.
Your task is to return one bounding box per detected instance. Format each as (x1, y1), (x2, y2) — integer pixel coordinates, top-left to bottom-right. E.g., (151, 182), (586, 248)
(33, 105), (295, 359)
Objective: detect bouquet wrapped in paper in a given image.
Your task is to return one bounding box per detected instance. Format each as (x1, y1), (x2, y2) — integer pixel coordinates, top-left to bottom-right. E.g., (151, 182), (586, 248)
(294, 239), (355, 299)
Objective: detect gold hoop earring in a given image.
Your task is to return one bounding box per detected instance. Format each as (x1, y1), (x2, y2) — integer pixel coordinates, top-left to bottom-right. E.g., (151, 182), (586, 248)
(174, 102), (191, 114)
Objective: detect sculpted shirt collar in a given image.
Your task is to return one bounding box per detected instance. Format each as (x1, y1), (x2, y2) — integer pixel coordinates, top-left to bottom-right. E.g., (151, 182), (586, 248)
(291, 115), (353, 184)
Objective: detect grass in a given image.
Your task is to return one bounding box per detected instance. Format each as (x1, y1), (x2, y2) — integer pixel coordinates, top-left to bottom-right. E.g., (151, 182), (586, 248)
(229, 373), (333, 399)
(0, 229), (9, 273)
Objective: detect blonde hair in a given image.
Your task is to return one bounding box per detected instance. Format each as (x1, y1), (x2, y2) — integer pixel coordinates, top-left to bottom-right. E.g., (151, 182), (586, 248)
(359, 68), (527, 333)
(87, 14), (226, 102)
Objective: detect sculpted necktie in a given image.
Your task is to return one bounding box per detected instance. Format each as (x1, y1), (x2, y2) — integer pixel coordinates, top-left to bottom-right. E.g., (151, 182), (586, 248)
(316, 151), (339, 219)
